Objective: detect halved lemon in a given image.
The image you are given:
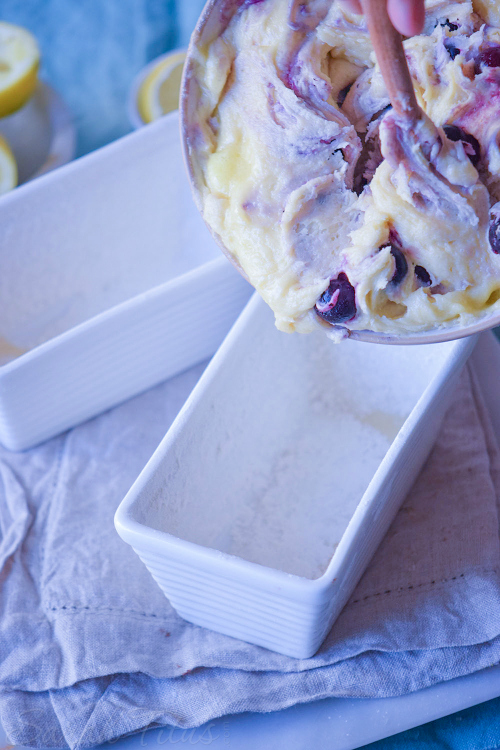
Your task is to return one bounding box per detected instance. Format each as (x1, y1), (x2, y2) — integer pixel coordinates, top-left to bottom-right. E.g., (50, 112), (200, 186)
(137, 51), (186, 124)
(0, 22), (40, 119)
(0, 133), (17, 193)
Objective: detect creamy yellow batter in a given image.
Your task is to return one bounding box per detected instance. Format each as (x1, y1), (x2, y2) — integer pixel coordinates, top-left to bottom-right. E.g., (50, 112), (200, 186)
(185, 0), (500, 337)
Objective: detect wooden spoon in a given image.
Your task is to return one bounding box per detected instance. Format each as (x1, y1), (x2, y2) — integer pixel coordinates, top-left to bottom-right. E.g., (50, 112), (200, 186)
(360, 0), (421, 121)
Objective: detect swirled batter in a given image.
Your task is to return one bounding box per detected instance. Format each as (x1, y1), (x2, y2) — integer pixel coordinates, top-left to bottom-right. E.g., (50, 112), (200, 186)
(185, 0), (500, 338)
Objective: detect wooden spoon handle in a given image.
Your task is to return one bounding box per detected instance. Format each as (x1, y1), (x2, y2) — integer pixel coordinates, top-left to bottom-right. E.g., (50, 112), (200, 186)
(360, 0), (420, 121)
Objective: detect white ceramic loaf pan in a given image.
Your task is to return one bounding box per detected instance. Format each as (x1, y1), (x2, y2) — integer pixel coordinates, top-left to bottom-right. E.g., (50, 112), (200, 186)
(115, 294), (476, 659)
(0, 113), (252, 451)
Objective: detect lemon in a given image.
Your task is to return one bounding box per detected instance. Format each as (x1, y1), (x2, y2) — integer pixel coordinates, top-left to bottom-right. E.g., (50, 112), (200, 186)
(137, 51), (186, 124)
(0, 133), (17, 193)
(0, 22), (40, 119)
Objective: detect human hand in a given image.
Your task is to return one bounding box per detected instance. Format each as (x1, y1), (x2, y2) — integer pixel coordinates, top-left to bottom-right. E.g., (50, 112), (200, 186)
(340, 0), (425, 36)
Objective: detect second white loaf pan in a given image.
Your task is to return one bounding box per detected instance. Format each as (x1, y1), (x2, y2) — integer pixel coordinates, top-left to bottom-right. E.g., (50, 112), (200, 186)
(0, 113), (252, 450)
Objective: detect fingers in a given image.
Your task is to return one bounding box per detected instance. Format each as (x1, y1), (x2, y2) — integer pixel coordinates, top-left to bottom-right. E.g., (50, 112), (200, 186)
(338, 0), (425, 37)
(387, 0), (425, 36)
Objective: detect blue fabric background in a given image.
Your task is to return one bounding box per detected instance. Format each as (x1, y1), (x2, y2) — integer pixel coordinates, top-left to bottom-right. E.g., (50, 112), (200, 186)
(0, 0), (205, 156)
(363, 696), (500, 749)
(0, 0), (499, 746)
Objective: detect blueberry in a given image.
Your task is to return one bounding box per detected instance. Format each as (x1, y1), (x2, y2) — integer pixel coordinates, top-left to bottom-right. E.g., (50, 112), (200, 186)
(443, 124), (462, 140)
(415, 265), (432, 286)
(445, 42), (460, 60)
(387, 245), (408, 285)
(477, 46), (500, 69)
(439, 19), (458, 31)
(315, 273), (356, 323)
(489, 217), (500, 254)
(337, 83), (352, 107)
(443, 124), (480, 167)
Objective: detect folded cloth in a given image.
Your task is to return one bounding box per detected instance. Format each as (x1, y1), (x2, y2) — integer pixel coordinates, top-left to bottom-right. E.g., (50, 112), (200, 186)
(1, 354), (500, 748)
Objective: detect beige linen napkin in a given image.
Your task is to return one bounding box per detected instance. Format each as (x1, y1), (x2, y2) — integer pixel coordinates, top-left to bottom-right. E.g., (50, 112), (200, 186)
(1, 346), (500, 748)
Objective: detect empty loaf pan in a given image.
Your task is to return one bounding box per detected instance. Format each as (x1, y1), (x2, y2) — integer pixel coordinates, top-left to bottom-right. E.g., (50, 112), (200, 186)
(0, 112), (251, 450)
(115, 294), (476, 658)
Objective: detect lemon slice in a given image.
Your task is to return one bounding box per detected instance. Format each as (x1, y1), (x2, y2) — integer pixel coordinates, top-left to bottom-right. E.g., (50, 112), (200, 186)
(0, 22), (40, 119)
(137, 51), (186, 124)
(0, 133), (17, 193)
